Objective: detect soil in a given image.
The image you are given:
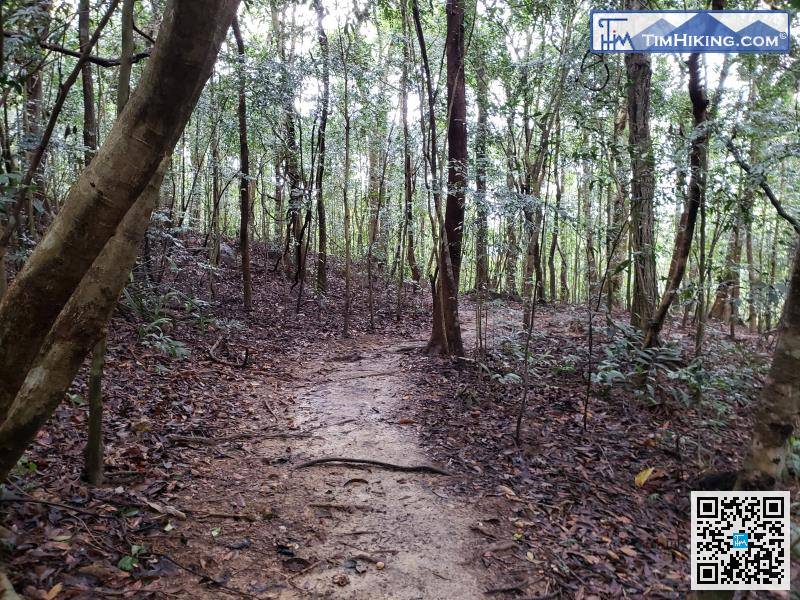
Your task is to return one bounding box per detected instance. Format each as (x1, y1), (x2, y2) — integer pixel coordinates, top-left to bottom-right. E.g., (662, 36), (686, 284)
(154, 331), (491, 599)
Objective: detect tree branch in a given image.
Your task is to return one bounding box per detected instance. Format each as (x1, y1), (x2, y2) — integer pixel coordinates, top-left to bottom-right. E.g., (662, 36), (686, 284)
(725, 136), (800, 236)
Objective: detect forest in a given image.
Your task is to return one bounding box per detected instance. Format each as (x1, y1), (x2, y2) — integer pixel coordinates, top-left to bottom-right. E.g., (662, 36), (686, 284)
(0, 0), (799, 597)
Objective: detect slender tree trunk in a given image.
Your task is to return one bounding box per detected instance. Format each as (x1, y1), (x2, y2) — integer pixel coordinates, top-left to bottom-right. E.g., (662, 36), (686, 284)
(474, 46), (489, 293)
(80, 0), (97, 166)
(766, 213), (779, 331)
(412, 0), (463, 356)
(117, 0), (134, 113)
(84, 336), (105, 484)
(401, 0), (420, 285)
(709, 216), (741, 323)
(81, 0), (105, 486)
(313, 0), (329, 294)
(232, 18), (252, 310)
(607, 104), (628, 309)
(549, 161), (561, 302)
(340, 34), (352, 337)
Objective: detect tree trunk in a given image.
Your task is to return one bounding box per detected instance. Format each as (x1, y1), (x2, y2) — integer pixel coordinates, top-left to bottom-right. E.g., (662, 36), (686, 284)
(709, 215), (742, 323)
(643, 52), (707, 347)
(313, 0), (329, 295)
(401, 0), (420, 285)
(232, 17), (252, 310)
(738, 243), (800, 489)
(607, 104), (628, 309)
(0, 0), (240, 424)
(583, 164), (598, 301)
(0, 161), (169, 481)
(79, 0), (97, 166)
(437, 0), (467, 355)
(116, 0), (134, 113)
(474, 46), (489, 294)
(412, 0), (463, 357)
(83, 336), (106, 485)
(625, 49), (658, 330)
(80, 0), (105, 486)
(340, 33), (353, 337)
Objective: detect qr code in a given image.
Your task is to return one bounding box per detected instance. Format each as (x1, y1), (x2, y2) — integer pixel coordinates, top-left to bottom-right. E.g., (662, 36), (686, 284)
(691, 491), (790, 590)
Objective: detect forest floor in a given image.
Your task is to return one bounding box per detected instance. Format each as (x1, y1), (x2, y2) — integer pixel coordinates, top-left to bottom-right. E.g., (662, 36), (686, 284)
(1, 237), (798, 599)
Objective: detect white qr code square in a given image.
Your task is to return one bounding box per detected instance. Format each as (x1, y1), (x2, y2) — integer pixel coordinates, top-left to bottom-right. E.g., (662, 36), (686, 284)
(691, 491), (790, 590)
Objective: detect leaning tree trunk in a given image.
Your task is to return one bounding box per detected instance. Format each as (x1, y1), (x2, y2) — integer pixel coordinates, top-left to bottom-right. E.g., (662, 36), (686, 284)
(0, 161), (169, 481)
(643, 53), (707, 347)
(0, 0), (240, 424)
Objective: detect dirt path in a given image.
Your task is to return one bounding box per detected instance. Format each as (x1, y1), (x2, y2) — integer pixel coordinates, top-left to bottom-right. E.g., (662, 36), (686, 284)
(159, 331), (488, 599)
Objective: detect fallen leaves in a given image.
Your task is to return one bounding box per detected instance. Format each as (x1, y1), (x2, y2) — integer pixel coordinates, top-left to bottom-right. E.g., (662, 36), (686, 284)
(634, 467), (654, 488)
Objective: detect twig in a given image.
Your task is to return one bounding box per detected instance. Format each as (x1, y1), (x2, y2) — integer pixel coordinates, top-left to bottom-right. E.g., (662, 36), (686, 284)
(166, 431), (307, 446)
(154, 552), (258, 599)
(486, 582), (527, 595)
(287, 559), (324, 579)
(0, 496), (111, 518)
(184, 509), (259, 521)
(725, 134), (800, 236)
(294, 457), (451, 475)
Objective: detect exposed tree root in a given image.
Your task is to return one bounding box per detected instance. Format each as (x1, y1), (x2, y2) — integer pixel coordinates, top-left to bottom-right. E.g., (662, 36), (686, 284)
(294, 457), (451, 475)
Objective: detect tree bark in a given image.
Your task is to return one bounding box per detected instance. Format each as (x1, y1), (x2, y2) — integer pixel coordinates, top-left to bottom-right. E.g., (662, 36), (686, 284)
(625, 49), (658, 330)
(116, 0), (135, 114)
(474, 46), (489, 294)
(232, 17), (252, 310)
(0, 160), (169, 481)
(606, 104), (628, 309)
(0, 0), (240, 423)
(738, 243), (800, 489)
(313, 0), (329, 295)
(79, 0), (97, 166)
(400, 0), (420, 285)
(412, 0), (463, 357)
(643, 53), (707, 347)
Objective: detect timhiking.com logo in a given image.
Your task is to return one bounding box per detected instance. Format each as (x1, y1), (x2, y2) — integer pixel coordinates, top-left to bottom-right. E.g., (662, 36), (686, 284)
(591, 10), (790, 53)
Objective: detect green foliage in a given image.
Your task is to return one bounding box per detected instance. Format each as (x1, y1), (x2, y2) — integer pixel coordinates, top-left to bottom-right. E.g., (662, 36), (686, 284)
(117, 544), (146, 572)
(593, 321), (688, 405)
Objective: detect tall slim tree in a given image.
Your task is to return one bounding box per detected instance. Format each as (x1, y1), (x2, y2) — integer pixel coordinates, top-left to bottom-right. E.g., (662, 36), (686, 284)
(474, 43), (489, 294)
(232, 17), (252, 310)
(313, 0), (329, 294)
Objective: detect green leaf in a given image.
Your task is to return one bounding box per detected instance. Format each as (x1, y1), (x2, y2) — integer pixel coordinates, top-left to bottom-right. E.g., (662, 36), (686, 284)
(118, 555), (138, 571)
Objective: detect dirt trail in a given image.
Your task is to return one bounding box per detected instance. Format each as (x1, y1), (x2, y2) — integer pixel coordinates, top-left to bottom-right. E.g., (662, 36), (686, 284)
(161, 330), (488, 599)
(279, 334), (484, 598)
